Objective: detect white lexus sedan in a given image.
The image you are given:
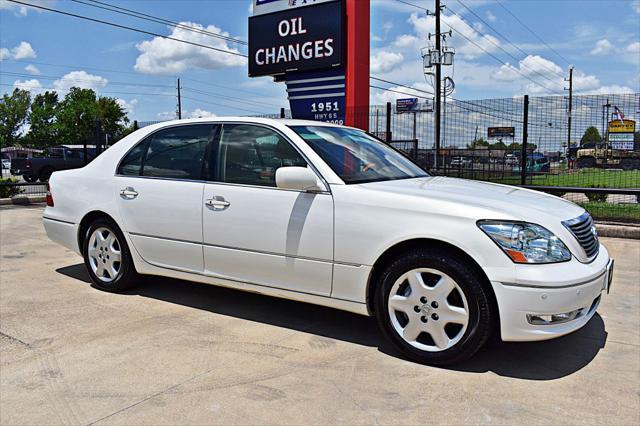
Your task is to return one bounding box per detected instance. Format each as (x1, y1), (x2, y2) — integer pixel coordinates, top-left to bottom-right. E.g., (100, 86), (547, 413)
(43, 118), (613, 365)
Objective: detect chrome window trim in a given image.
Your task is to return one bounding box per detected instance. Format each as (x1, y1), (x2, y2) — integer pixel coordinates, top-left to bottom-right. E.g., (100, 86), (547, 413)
(114, 121), (332, 195)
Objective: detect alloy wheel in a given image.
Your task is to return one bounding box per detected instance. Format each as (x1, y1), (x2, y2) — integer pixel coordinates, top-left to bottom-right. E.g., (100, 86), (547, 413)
(387, 268), (469, 352)
(87, 227), (122, 283)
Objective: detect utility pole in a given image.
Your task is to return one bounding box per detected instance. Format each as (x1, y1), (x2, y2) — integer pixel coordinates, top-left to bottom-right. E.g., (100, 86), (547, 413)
(176, 78), (182, 119)
(434, 0), (442, 169)
(564, 67), (573, 160)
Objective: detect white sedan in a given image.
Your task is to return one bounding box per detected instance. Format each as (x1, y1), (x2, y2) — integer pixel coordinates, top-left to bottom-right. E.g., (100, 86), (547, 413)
(43, 118), (613, 365)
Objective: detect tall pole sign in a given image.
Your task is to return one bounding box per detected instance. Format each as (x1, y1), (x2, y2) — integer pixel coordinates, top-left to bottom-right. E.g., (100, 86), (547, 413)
(249, 0), (369, 130)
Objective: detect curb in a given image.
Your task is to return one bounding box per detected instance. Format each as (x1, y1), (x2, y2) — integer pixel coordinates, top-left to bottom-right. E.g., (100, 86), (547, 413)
(0, 196), (46, 206)
(595, 223), (640, 240)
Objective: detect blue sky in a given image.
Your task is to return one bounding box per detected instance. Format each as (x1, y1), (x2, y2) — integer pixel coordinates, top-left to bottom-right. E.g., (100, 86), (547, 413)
(1, 0), (638, 121)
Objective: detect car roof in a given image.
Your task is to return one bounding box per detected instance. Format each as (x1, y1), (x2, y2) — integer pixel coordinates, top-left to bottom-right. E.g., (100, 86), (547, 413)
(150, 117), (356, 130)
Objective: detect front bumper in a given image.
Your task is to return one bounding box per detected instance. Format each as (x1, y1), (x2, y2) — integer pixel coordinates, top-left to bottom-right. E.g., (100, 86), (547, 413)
(491, 245), (613, 342)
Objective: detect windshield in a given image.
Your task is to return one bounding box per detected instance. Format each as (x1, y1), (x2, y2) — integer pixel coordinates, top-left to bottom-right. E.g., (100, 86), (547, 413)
(290, 126), (428, 184)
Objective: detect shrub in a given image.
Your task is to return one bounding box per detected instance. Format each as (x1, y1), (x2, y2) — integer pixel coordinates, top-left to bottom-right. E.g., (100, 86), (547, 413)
(0, 178), (23, 198)
(585, 185), (608, 203)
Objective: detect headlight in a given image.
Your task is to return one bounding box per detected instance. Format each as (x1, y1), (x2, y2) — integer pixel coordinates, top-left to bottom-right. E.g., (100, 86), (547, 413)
(478, 221), (571, 264)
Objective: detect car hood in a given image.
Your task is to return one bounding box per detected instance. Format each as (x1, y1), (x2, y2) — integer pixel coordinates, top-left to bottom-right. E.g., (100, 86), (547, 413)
(357, 176), (584, 222)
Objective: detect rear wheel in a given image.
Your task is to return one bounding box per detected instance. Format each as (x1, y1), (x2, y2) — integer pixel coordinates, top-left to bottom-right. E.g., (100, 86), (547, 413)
(83, 218), (139, 292)
(23, 174), (37, 183)
(38, 167), (54, 182)
(374, 248), (493, 365)
(577, 156), (596, 169)
(620, 158), (634, 171)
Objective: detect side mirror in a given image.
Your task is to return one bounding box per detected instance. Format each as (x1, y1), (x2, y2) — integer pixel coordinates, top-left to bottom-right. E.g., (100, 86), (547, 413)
(275, 166), (323, 192)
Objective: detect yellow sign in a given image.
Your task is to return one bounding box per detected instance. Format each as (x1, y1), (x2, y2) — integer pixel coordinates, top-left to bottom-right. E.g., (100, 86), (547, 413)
(608, 119), (636, 133)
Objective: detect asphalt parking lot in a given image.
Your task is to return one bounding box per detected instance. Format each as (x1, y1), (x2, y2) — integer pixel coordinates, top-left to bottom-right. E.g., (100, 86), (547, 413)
(1, 205), (638, 425)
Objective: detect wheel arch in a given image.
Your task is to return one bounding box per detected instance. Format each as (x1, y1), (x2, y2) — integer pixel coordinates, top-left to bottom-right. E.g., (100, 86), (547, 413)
(365, 238), (499, 333)
(77, 210), (119, 253)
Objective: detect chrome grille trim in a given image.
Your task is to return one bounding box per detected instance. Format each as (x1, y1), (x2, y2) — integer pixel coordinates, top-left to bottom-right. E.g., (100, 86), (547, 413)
(563, 212), (599, 259)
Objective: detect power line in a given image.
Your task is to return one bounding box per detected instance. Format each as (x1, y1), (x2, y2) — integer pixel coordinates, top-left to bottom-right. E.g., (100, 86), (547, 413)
(454, 0), (567, 80)
(181, 95), (268, 115)
(369, 84), (433, 100)
(71, 0), (247, 46)
(495, 0), (571, 66)
(6, 0), (247, 58)
(393, 0), (561, 93)
(181, 87), (281, 109)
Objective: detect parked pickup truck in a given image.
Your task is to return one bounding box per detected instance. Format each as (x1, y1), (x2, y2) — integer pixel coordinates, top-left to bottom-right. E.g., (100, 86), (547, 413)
(11, 145), (96, 182)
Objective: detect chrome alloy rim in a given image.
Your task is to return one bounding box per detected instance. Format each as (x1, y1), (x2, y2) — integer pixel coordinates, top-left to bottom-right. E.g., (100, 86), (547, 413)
(87, 227), (122, 283)
(388, 268), (469, 352)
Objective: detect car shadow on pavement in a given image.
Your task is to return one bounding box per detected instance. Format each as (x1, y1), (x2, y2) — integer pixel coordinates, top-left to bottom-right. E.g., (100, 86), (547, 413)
(57, 263), (607, 381)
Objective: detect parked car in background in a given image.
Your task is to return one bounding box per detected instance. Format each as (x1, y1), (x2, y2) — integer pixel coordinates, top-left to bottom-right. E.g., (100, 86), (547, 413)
(504, 154), (519, 167)
(1, 158), (10, 170)
(43, 118), (613, 365)
(11, 145), (96, 182)
(513, 155), (550, 174)
(450, 156), (472, 168)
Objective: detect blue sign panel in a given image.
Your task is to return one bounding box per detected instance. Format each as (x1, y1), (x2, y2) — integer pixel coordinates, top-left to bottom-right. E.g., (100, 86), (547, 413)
(396, 98), (418, 113)
(286, 69), (345, 124)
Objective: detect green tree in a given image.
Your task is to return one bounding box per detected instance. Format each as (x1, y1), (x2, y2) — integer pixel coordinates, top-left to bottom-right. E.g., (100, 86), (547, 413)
(96, 97), (128, 142)
(580, 126), (602, 147)
(491, 141), (507, 149)
(55, 88), (99, 145)
(25, 91), (59, 148)
(0, 88), (31, 147)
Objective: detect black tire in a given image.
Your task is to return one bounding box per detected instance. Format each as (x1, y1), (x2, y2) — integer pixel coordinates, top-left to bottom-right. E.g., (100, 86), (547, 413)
(374, 248), (493, 365)
(38, 167), (54, 182)
(620, 159), (634, 171)
(82, 217), (139, 292)
(23, 174), (37, 183)
(577, 156), (596, 169)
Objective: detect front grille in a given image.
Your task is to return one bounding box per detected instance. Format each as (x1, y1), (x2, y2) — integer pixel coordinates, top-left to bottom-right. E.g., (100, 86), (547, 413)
(563, 213), (599, 258)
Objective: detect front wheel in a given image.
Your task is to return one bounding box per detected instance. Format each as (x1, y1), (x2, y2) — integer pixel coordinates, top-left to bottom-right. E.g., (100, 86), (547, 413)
(374, 249), (494, 365)
(83, 218), (139, 292)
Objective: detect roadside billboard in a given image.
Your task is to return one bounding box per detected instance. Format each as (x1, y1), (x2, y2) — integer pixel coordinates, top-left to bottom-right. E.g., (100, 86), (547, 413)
(608, 119), (636, 150)
(248, 0), (343, 77)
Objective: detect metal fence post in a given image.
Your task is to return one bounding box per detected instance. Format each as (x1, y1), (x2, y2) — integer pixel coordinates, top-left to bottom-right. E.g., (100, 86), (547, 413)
(520, 95), (529, 185)
(280, 108), (285, 119)
(385, 102), (391, 143)
(133, 120), (139, 131)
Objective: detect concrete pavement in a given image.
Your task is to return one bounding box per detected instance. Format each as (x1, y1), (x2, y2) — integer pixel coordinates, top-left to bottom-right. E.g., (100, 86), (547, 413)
(1, 205), (638, 425)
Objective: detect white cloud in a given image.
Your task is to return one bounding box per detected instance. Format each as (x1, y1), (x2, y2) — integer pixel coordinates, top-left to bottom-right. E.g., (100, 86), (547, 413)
(582, 85), (635, 95)
(632, 0), (640, 14)
(590, 39), (613, 55)
(157, 111), (176, 120)
(116, 98), (138, 115)
(13, 78), (43, 93)
(371, 51), (404, 74)
(134, 21), (246, 75)
(0, 0), (56, 16)
(393, 34), (419, 48)
(188, 108), (216, 118)
(53, 71), (108, 92)
(24, 64), (40, 75)
(0, 41), (36, 60)
(485, 10), (497, 22)
(625, 41), (640, 55)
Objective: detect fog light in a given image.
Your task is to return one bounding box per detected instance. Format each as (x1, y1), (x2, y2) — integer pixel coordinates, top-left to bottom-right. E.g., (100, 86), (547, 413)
(526, 308), (584, 325)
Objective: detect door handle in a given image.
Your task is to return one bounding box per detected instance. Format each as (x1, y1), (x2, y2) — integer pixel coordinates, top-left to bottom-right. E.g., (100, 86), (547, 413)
(120, 187), (138, 199)
(205, 197), (230, 210)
